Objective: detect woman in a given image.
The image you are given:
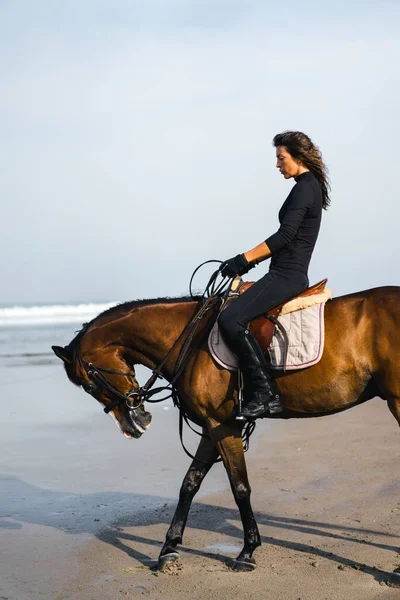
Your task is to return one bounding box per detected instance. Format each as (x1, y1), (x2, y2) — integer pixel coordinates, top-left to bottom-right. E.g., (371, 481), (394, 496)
(218, 130), (330, 420)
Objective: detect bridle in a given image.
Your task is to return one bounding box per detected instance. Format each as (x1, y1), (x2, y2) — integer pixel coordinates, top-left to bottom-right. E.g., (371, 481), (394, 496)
(81, 262), (230, 417)
(78, 263), (257, 462)
(82, 361), (142, 414)
(81, 292), (222, 416)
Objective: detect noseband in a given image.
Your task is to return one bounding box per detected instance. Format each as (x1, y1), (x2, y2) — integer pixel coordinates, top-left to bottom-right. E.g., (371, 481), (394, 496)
(83, 361), (143, 414)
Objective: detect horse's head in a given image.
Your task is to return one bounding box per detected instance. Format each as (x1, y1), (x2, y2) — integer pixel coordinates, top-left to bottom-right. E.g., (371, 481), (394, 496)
(52, 344), (152, 439)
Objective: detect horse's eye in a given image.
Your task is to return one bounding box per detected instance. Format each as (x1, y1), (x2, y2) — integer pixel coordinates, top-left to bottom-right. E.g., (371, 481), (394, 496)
(85, 384), (95, 394)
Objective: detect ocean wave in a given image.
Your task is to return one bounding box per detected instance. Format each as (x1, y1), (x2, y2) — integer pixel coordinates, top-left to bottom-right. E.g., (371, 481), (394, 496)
(0, 302), (120, 327)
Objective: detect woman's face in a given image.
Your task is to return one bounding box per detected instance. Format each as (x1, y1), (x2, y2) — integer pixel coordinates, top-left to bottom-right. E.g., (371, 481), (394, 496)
(276, 145), (305, 179)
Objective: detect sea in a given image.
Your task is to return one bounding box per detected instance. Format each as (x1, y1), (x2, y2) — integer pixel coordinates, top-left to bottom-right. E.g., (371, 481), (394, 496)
(0, 301), (119, 368)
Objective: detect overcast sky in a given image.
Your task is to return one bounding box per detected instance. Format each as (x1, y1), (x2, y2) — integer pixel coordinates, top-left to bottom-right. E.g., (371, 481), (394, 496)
(1, 0), (399, 305)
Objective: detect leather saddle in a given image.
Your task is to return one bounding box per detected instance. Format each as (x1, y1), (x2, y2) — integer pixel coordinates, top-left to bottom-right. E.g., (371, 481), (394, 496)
(239, 278), (328, 353)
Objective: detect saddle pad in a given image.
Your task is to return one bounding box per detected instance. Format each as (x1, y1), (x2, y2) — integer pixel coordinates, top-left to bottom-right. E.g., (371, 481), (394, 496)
(208, 301), (328, 372)
(268, 301), (326, 370)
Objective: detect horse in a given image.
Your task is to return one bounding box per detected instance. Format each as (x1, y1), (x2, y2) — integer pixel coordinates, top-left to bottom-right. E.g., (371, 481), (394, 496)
(52, 284), (400, 584)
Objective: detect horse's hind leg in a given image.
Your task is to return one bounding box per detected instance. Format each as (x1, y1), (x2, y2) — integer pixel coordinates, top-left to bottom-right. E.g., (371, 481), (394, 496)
(208, 418), (261, 571)
(158, 431), (218, 570)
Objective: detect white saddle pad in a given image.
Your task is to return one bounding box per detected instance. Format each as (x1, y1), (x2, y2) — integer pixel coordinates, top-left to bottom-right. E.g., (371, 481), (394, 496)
(208, 292), (331, 372)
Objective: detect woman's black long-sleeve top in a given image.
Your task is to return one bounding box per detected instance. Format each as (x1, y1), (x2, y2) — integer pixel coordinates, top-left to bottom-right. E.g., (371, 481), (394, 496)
(265, 171), (322, 274)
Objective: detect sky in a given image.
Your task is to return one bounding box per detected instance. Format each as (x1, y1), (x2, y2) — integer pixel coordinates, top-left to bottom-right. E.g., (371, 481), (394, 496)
(1, 0), (399, 305)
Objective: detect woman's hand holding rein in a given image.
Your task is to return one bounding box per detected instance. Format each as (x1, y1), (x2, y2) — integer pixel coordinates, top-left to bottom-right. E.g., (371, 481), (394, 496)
(219, 254), (252, 278)
(220, 242), (272, 278)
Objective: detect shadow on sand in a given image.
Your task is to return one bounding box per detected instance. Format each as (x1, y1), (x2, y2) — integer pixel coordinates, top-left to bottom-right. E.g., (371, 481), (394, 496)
(1, 473), (399, 585)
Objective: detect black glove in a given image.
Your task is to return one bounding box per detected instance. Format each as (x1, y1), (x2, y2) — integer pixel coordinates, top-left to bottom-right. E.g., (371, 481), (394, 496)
(220, 254), (254, 278)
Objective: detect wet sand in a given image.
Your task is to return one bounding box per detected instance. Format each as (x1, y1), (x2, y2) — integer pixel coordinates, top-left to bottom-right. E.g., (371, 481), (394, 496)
(1, 362), (399, 599)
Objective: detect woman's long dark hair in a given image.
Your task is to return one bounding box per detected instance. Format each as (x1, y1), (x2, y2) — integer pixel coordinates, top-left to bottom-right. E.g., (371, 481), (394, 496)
(273, 131), (331, 209)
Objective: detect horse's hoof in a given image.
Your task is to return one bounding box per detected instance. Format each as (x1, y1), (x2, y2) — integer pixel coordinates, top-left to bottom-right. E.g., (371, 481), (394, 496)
(387, 569), (400, 588)
(157, 552), (181, 572)
(230, 558), (256, 572)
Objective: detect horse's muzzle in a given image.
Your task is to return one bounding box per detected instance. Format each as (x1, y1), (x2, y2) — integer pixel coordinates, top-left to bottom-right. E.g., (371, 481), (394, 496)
(124, 406), (152, 439)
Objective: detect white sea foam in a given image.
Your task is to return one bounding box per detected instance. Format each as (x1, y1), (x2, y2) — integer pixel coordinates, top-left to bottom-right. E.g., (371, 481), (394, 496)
(0, 302), (120, 327)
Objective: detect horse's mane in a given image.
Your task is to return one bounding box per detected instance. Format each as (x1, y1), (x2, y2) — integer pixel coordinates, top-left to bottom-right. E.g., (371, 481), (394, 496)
(65, 295), (202, 386)
(95, 295), (201, 321)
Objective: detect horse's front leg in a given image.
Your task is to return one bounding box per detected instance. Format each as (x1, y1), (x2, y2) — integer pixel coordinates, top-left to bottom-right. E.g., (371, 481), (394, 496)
(158, 430), (218, 570)
(208, 418), (261, 571)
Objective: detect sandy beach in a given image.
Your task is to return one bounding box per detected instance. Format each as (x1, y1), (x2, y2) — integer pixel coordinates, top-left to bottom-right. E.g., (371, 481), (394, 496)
(1, 351), (399, 600)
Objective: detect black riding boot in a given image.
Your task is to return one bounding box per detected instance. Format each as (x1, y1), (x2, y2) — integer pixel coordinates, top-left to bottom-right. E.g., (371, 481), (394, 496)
(235, 329), (283, 420)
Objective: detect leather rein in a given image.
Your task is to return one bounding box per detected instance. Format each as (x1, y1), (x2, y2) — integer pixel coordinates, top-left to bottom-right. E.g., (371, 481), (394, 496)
(80, 263), (257, 462)
(82, 263), (229, 416)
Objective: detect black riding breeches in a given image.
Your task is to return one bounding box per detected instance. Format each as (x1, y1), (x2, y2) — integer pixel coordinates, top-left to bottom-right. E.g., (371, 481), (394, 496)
(218, 267), (309, 349)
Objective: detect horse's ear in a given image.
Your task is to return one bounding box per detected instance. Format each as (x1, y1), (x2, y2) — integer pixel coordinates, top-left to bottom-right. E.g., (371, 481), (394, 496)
(52, 345), (72, 365)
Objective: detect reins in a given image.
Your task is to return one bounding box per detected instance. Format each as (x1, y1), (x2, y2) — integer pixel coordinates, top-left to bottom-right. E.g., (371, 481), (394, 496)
(82, 261), (257, 462)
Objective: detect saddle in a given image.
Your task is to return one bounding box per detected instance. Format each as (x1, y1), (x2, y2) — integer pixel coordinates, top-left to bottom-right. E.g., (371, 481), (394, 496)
(239, 278), (328, 353)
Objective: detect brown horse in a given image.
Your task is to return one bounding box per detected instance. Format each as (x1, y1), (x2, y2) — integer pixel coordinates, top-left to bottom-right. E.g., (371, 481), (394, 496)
(52, 285), (400, 582)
